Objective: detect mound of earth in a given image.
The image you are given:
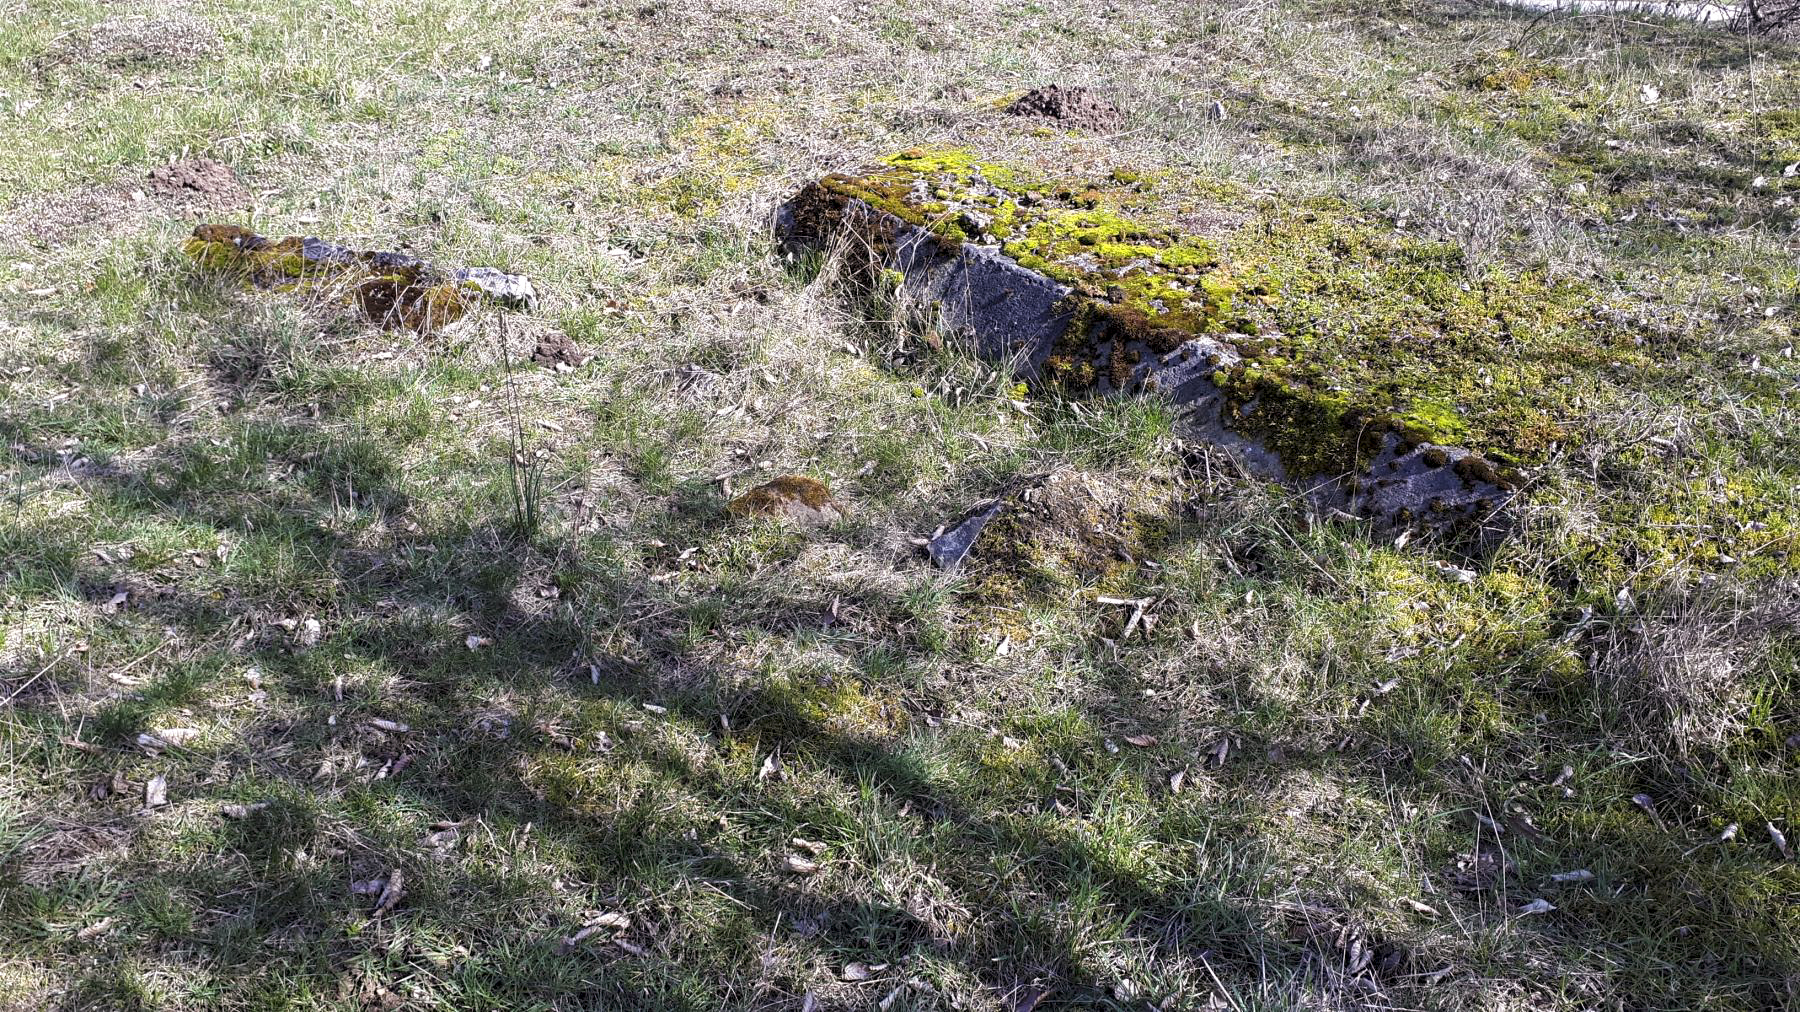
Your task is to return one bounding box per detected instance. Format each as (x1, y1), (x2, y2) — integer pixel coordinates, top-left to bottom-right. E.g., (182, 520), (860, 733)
(728, 476), (844, 525)
(1005, 85), (1124, 133)
(530, 331), (589, 370)
(777, 148), (1640, 535)
(148, 158), (251, 209)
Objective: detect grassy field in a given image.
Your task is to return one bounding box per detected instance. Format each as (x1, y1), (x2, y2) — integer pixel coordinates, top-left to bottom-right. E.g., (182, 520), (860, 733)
(2, 1), (1798, 1009)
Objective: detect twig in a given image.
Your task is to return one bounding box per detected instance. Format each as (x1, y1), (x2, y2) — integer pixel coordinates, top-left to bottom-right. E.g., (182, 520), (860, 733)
(1, 646), (74, 707)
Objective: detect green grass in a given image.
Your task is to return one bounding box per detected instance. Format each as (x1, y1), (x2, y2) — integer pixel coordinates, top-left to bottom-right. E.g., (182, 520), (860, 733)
(1, 1), (1798, 1009)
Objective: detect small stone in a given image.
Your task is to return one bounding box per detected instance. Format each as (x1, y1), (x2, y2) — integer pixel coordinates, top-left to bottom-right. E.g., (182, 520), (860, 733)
(727, 476), (844, 525)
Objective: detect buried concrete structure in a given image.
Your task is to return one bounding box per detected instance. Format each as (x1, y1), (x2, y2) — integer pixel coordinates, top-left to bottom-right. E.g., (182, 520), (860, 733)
(184, 224), (537, 334)
(777, 149), (1639, 542)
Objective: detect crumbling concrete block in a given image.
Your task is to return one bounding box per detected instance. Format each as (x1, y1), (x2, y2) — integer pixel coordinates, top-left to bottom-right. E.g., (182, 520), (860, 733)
(777, 149), (1633, 536)
(184, 224), (537, 334)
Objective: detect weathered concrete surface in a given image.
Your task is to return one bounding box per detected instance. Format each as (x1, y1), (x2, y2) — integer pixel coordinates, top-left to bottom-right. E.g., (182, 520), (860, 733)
(184, 224), (537, 334)
(775, 152), (1554, 536)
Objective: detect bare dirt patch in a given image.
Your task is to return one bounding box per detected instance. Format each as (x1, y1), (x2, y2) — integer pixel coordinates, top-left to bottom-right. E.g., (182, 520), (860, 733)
(1005, 85), (1125, 133)
(0, 186), (140, 247)
(50, 13), (221, 67)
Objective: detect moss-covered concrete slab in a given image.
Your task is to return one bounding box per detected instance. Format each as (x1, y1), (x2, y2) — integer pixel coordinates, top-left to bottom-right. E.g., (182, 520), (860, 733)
(778, 149), (1639, 533)
(184, 224), (537, 334)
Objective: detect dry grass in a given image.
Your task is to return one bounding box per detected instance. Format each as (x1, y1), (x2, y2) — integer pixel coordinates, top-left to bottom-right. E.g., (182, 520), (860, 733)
(0, 1), (1797, 1010)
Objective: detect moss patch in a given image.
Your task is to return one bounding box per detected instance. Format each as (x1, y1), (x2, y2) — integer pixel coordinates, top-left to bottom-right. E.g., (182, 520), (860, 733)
(960, 469), (1173, 604)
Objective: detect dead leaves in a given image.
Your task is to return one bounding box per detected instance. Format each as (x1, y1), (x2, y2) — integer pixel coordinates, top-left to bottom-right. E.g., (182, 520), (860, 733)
(784, 834), (828, 874)
(784, 854), (823, 876)
(560, 911), (633, 954)
(371, 868), (405, 917)
(143, 773), (168, 809)
(136, 727), (200, 751)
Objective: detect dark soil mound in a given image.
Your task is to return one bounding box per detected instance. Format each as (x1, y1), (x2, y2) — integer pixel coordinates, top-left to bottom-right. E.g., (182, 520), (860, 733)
(148, 158), (251, 208)
(530, 331), (589, 370)
(1005, 85), (1123, 133)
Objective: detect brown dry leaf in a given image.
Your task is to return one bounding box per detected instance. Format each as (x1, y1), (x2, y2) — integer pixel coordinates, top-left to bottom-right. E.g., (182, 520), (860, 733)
(1208, 738), (1230, 767)
(559, 925), (604, 953)
(1506, 810), (1551, 843)
(785, 854), (822, 875)
(75, 917), (115, 941)
(588, 911), (631, 931)
(559, 912), (631, 953)
(1123, 734), (1157, 748)
(138, 727), (200, 749)
(1008, 986), (1050, 1012)
(757, 753), (782, 782)
(372, 868), (405, 916)
(1168, 769), (1186, 795)
(143, 773), (168, 808)
(840, 962), (875, 981)
(791, 837), (827, 856)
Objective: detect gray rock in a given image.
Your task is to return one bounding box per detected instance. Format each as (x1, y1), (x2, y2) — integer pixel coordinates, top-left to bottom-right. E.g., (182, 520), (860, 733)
(926, 501), (1005, 571)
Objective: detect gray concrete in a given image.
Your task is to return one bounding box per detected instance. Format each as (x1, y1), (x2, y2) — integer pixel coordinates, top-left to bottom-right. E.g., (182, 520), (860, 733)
(776, 186), (1519, 540)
